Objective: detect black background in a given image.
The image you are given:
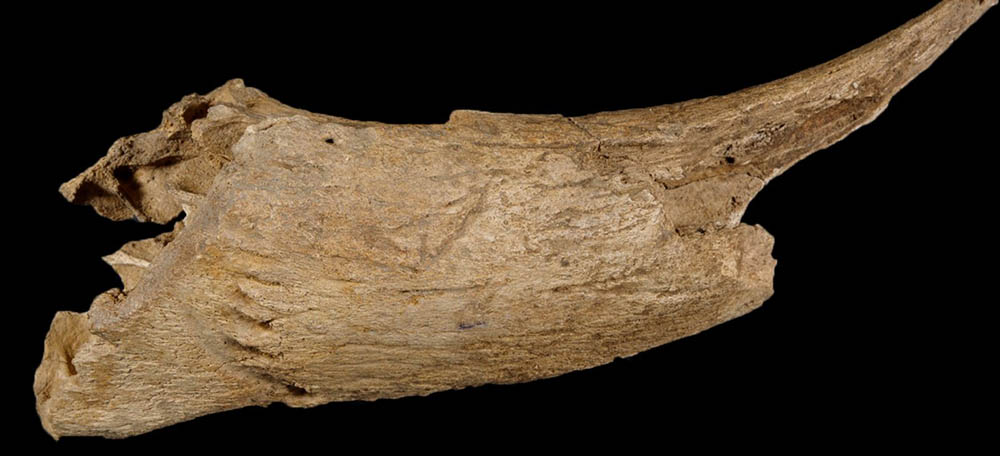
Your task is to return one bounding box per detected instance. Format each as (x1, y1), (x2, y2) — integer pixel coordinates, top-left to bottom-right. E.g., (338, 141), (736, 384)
(13, 1), (996, 449)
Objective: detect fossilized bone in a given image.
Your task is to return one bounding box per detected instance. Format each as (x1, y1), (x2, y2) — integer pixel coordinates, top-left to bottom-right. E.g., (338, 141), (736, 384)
(35, 1), (994, 439)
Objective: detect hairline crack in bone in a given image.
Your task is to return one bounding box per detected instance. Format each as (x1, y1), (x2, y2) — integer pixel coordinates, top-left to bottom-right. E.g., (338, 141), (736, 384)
(36, 0), (994, 439)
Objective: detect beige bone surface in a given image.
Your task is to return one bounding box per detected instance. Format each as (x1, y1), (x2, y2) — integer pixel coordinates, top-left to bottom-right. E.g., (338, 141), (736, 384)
(35, 0), (994, 439)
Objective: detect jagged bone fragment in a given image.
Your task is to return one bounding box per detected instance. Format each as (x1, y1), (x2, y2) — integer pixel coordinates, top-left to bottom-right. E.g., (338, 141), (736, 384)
(35, 1), (994, 439)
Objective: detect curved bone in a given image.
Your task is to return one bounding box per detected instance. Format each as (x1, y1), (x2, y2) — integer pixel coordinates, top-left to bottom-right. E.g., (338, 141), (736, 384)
(36, 1), (994, 439)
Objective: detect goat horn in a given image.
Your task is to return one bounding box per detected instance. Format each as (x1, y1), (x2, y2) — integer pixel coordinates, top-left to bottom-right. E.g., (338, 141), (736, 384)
(36, 0), (994, 439)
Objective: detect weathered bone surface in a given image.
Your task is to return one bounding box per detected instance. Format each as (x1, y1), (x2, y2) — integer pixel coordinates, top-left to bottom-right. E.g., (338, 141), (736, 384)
(35, 1), (994, 439)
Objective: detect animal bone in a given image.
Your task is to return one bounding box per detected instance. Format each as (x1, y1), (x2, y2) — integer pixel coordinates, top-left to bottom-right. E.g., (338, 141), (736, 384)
(35, 1), (994, 439)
